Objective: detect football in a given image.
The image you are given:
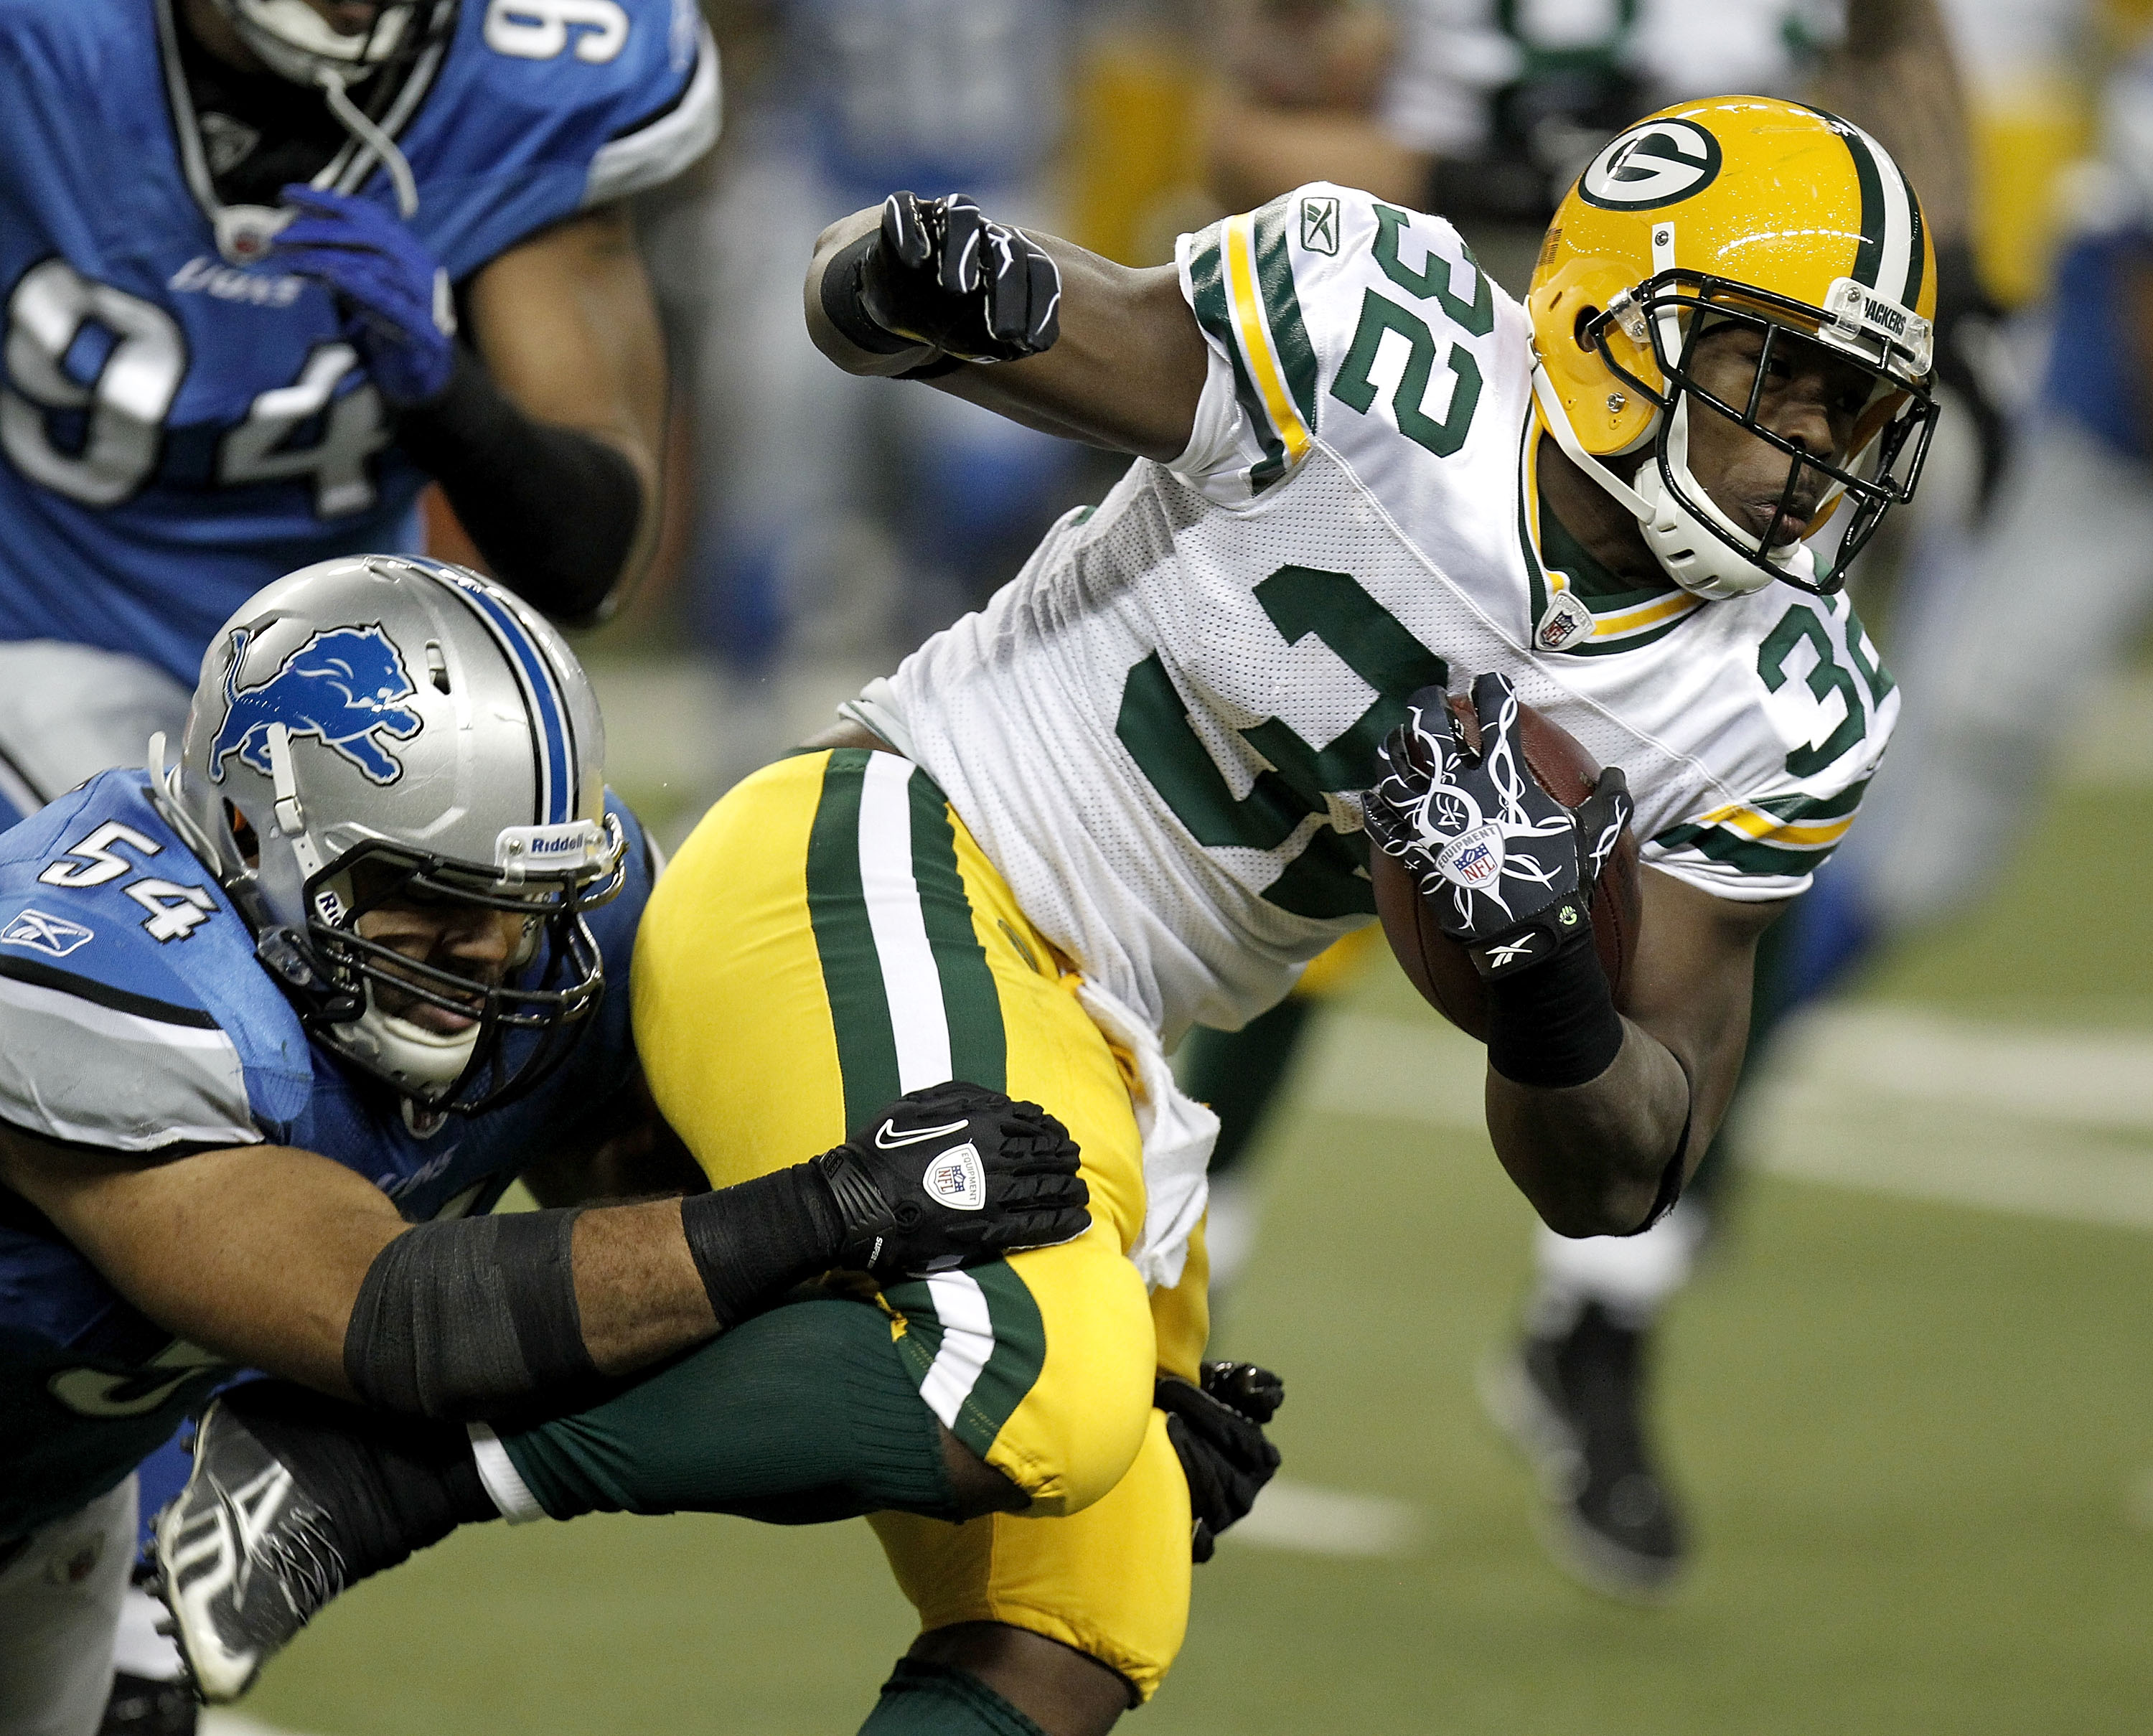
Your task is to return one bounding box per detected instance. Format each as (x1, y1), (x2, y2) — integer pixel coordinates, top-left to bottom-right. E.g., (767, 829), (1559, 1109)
(1369, 693), (1642, 1040)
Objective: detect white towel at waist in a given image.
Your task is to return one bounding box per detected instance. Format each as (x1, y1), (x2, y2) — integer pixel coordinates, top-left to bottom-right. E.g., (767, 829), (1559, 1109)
(1074, 977), (1217, 1292)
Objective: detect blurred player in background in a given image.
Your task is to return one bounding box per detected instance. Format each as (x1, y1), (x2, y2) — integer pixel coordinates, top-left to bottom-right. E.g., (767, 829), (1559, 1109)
(0, 0), (716, 827)
(1842, 24), (2153, 942)
(1182, 0), (1982, 1599)
(0, 2), (716, 1722)
(651, 0), (1082, 776)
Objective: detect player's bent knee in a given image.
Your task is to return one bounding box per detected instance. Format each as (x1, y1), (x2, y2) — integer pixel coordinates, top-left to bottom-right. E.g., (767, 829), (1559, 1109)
(942, 1226), (1155, 1519)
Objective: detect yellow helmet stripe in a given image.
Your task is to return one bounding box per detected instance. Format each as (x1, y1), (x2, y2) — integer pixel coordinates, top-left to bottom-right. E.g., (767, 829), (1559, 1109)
(1222, 214), (1313, 464)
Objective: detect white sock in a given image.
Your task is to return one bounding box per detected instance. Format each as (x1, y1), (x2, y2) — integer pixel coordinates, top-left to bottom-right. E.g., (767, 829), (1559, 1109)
(1526, 1198), (1706, 1335)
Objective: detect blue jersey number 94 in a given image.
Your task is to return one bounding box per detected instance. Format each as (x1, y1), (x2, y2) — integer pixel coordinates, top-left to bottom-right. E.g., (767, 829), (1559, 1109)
(0, 257), (388, 517)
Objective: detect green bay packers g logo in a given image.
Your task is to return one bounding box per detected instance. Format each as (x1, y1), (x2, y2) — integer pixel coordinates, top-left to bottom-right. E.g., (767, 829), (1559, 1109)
(1579, 119), (1722, 210)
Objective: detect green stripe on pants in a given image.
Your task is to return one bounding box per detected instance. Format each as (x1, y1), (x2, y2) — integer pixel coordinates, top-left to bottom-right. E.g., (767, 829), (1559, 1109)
(805, 749), (902, 1132)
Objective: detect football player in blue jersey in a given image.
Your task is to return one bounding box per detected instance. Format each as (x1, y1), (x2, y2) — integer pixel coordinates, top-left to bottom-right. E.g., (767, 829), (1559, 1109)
(0, 554), (1090, 1736)
(0, 0), (721, 827)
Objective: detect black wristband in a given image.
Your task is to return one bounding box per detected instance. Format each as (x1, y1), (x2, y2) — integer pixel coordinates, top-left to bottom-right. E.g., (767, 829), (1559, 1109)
(680, 1165), (848, 1331)
(343, 1209), (600, 1421)
(1483, 929), (1624, 1089)
(395, 347), (642, 622)
(820, 233), (921, 357)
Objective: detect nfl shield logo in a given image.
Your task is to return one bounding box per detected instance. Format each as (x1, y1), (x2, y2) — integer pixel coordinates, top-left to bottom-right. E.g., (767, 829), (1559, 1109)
(922, 1143), (987, 1211)
(1435, 825), (1504, 890)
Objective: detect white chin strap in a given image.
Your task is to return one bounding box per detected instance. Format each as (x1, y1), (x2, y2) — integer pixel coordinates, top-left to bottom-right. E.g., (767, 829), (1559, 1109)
(1530, 365), (1814, 602)
(334, 990), (480, 1099)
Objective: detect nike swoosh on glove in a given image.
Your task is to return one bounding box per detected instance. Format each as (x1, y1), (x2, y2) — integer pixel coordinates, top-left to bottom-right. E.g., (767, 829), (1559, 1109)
(1364, 672), (1632, 978)
(271, 184), (455, 406)
(814, 1081), (1089, 1280)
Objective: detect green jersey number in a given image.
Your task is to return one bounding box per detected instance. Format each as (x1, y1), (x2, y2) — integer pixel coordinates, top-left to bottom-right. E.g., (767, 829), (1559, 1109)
(1328, 206), (1492, 459)
(1758, 604), (1892, 779)
(1115, 565), (1445, 919)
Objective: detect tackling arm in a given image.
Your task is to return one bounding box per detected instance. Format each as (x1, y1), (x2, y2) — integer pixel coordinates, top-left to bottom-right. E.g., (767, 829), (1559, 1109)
(0, 1132), (710, 1398)
(0, 1083), (1088, 1421)
(802, 206), (1210, 462)
(1486, 870), (1781, 1236)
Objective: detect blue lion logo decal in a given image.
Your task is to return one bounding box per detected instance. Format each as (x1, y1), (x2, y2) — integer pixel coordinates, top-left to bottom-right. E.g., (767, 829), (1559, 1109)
(210, 624), (423, 787)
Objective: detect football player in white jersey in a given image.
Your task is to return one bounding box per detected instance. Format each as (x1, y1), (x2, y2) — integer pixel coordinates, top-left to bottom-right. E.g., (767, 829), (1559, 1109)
(781, 92), (1928, 1730)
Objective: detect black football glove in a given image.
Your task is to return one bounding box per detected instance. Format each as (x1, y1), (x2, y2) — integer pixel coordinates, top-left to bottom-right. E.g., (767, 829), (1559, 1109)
(814, 1082), (1087, 1280)
(832, 191), (1061, 365)
(1363, 674), (1631, 980)
(1156, 1360), (1285, 1563)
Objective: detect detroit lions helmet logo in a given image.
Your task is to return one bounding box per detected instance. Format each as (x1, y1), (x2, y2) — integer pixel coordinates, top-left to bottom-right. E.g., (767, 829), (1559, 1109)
(210, 624), (423, 786)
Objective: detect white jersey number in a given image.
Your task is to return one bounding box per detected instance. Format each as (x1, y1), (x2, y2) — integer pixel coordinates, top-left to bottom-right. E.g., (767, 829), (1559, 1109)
(2, 260), (388, 517)
(1, 259), (186, 507)
(38, 820), (217, 944)
(484, 0), (629, 63)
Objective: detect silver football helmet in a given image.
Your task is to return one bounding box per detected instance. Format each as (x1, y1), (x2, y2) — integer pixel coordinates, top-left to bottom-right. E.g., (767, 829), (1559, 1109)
(159, 553), (625, 1114)
(205, 0), (456, 90)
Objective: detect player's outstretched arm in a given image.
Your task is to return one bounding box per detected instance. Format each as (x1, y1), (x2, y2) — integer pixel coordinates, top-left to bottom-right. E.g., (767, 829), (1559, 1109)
(0, 1082), (1086, 1421)
(803, 197), (1211, 461)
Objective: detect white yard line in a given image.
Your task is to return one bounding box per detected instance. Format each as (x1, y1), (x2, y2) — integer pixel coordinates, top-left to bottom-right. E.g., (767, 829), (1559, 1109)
(1305, 1008), (2153, 1231)
(1224, 1479), (1430, 1558)
(202, 1713), (329, 1736)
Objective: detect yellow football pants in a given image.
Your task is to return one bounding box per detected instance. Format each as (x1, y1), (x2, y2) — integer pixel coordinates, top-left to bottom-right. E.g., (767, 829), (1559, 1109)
(633, 748), (1206, 1697)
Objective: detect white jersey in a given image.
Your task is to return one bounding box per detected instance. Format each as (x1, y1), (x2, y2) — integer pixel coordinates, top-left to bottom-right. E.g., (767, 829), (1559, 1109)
(858, 184), (1895, 1043)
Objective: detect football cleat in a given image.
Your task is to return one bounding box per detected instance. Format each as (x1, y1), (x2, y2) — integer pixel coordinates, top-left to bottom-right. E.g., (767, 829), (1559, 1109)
(150, 1397), (350, 1703)
(1479, 1301), (1687, 1601)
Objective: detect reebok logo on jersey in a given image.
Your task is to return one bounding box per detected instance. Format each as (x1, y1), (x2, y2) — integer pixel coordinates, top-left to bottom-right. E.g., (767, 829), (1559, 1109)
(210, 624), (423, 787)
(921, 1143), (988, 1211)
(0, 908), (93, 957)
(874, 1115), (970, 1150)
(1435, 825), (1504, 890)
(1300, 196), (1340, 256)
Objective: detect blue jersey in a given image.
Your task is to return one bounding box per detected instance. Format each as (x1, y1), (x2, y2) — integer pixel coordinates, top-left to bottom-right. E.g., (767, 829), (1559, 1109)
(0, 0), (718, 686)
(2043, 227), (2153, 463)
(0, 768), (655, 1540)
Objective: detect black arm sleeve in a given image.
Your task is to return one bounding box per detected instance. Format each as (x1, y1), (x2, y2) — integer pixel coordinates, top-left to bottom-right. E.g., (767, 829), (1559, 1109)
(394, 347), (644, 624)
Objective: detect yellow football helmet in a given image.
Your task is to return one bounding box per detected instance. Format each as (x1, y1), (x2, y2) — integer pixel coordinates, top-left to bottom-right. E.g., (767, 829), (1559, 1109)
(1527, 95), (1939, 599)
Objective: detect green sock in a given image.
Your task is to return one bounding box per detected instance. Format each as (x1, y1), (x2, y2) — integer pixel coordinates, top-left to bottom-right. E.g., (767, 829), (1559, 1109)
(858, 1661), (1049, 1736)
(1177, 994), (1317, 1178)
(498, 1297), (955, 1524)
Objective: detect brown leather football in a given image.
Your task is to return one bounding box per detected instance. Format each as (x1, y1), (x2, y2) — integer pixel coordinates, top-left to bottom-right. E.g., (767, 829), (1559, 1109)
(1369, 693), (1641, 1040)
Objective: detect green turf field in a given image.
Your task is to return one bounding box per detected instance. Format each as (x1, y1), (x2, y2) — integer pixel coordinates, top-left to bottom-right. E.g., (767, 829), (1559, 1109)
(238, 779), (2153, 1736)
